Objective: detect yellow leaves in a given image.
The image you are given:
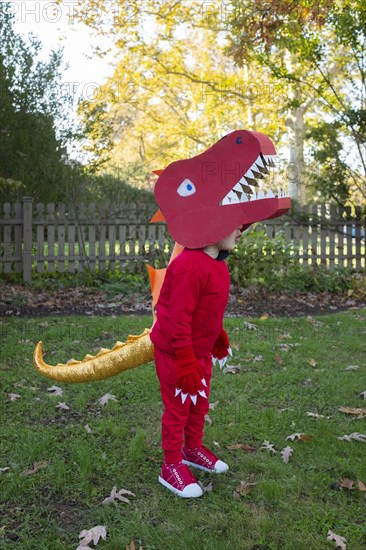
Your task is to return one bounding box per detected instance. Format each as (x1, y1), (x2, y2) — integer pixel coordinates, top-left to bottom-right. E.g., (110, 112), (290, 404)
(259, 313), (269, 321)
(307, 358), (317, 368)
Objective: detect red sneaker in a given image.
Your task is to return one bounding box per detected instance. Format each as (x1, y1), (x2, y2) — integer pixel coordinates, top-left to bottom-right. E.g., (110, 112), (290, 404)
(158, 461), (203, 498)
(182, 445), (229, 473)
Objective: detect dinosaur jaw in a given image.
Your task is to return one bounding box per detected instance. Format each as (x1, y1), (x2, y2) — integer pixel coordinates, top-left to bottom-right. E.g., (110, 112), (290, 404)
(219, 153), (287, 205)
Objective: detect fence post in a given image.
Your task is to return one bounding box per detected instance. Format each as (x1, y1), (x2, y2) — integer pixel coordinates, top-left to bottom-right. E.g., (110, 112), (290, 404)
(23, 197), (33, 282)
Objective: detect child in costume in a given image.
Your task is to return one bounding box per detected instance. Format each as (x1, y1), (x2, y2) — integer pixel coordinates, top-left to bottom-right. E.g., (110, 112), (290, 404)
(150, 228), (241, 498)
(33, 129), (290, 498)
(149, 129), (290, 498)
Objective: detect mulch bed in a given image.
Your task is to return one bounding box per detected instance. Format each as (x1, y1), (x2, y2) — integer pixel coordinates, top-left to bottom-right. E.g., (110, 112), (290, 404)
(1, 283), (364, 318)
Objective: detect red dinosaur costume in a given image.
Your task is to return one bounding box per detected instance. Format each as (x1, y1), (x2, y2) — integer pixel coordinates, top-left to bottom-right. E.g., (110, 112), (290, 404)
(33, 129), (291, 498)
(149, 129), (290, 497)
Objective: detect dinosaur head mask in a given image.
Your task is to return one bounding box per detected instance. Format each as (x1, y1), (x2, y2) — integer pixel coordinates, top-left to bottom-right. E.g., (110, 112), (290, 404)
(154, 129), (291, 248)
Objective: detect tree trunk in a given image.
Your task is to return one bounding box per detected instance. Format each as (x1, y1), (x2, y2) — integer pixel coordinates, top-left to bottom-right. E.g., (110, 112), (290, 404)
(286, 106), (307, 205)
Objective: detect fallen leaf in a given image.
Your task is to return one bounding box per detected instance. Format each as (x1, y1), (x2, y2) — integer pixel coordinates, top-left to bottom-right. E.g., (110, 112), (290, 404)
(56, 402), (70, 410)
(344, 365), (360, 371)
(213, 441), (220, 447)
(204, 414), (212, 425)
(209, 400), (219, 410)
(357, 479), (366, 492)
(47, 385), (63, 396)
(307, 359), (317, 368)
(260, 440), (277, 454)
(280, 446), (293, 464)
(97, 393), (118, 406)
(327, 529), (347, 550)
(203, 482), (213, 493)
(102, 486), (136, 505)
(338, 406), (366, 418)
(274, 354), (284, 365)
(359, 391), (366, 400)
(234, 480), (257, 495)
(226, 443), (256, 452)
(337, 432), (366, 442)
(125, 541), (143, 550)
(243, 321), (257, 330)
(260, 314), (269, 320)
(223, 364), (241, 374)
(78, 525), (107, 547)
(340, 478), (355, 490)
(307, 411), (331, 419)
(84, 425), (92, 433)
(254, 355), (263, 362)
(286, 432), (312, 442)
(0, 467), (10, 474)
(21, 461), (49, 477)
(7, 393), (21, 401)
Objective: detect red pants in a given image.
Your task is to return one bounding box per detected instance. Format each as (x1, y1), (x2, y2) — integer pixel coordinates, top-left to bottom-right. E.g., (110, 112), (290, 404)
(154, 347), (212, 463)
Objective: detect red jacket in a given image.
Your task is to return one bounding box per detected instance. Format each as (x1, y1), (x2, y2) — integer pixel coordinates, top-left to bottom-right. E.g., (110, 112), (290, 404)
(150, 249), (230, 358)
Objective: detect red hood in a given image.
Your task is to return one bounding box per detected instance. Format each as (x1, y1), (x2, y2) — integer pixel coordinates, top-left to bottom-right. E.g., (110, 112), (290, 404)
(154, 129), (291, 248)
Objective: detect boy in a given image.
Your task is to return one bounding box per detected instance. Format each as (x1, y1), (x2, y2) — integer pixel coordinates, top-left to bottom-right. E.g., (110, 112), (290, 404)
(150, 227), (242, 497)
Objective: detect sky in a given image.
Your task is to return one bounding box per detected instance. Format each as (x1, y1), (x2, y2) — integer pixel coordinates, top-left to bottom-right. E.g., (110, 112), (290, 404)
(12, 0), (116, 155)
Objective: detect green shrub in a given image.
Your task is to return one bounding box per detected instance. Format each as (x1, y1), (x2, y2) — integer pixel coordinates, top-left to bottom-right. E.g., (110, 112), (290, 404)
(228, 223), (357, 293)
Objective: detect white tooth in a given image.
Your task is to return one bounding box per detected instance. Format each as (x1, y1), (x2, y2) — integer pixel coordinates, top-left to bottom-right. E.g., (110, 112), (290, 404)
(239, 193), (249, 203)
(190, 394), (197, 405)
(257, 190), (265, 199)
(222, 196), (231, 205)
(239, 176), (247, 186)
(233, 182), (244, 193)
(175, 388), (181, 397)
(198, 389), (207, 399)
(266, 189), (275, 198)
(251, 190), (257, 200)
(255, 155), (265, 168)
(229, 192), (240, 203)
(244, 168), (255, 180)
(181, 392), (188, 404)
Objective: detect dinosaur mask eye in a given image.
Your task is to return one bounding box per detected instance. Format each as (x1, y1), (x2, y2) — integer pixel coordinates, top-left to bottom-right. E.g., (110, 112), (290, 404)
(177, 178), (196, 197)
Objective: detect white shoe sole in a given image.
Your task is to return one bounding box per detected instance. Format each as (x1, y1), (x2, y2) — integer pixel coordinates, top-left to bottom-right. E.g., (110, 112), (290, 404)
(182, 459), (229, 473)
(158, 476), (203, 498)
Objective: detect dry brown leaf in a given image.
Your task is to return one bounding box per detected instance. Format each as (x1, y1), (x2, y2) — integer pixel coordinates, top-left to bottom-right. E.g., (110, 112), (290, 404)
(260, 314), (269, 320)
(78, 525), (107, 548)
(327, 529), (347, 550)
(97, 393), (118, 406)
(357, 479), (366, 492)
(209, 400), (219, 410)
(337, 432), (366, 442)
(226, 443), (256, 452)
(204, 414), (212, 425)
(340, 478), (355, 490)
(260, 440), (277, 454)
(281, 446), (293, 464)
(125, 541), (143, 550)
(223, 364), (241, 374)
(102, 486), (135, 505)
(338, 406), (366, 417)
(307, 359), (317, 367)
(47, 385), (63, 396)
(274, 354), (284, 365)
(235, 480), (257, 495)
(7, 393), (21, 401)
(56, 402), (70, 410)
(286, 432), (312, 442)
(21, 461), (49, 477)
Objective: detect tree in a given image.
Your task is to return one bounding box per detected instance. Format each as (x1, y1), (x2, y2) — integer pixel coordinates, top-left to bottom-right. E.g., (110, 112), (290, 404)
(226, 0), (366, 207)
(0, 2), (76, 203)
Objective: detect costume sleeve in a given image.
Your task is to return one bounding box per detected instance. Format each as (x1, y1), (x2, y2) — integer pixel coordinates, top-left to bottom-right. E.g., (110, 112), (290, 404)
(169, 264), (202, 351)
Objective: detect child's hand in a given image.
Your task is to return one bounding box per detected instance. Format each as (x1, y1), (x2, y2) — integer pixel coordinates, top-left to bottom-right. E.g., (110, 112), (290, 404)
(212, 329), (232, 369)
(175, 347), (208, 405)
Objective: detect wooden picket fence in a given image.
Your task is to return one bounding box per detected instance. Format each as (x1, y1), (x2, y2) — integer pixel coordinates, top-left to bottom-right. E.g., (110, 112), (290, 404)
(0, 198), (365, 282)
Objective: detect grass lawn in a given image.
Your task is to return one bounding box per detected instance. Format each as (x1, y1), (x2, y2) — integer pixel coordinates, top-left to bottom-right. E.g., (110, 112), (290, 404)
(1, 311), (365, 549)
